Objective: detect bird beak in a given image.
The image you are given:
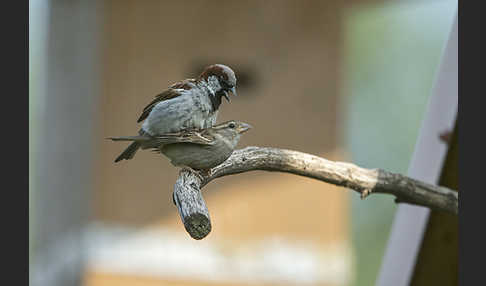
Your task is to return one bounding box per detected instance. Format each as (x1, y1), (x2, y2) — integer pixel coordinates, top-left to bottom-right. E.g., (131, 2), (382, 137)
(223, 90), (231, 102)
(238, 122), (252, 134)
(230, 86), (237, 97)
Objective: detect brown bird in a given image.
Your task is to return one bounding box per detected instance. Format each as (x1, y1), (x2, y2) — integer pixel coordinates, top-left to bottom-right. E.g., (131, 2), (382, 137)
(109, 120), (252, 170)
(114, 64), (237, 163)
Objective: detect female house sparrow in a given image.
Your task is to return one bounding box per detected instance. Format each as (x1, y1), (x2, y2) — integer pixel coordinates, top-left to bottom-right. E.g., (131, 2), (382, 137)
(115, 64), (237, 162)
(110, 120), (252, 170)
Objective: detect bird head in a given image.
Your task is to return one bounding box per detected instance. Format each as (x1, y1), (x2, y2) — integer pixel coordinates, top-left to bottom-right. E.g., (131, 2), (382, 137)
(199, 64), (237, 104)
(210, 120), (252, 148)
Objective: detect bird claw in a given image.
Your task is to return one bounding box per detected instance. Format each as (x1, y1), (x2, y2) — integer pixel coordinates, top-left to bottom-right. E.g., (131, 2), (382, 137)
(181, 166), (204, 181)
(199, 169), (212, 177)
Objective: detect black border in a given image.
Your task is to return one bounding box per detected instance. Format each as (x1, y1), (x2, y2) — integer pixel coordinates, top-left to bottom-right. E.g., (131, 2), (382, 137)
(459, 0), (475, 285)
(12, 0), (28, 284)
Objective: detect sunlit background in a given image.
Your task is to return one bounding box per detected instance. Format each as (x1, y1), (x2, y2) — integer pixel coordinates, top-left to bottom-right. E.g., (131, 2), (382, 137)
(29, 0), (457, 285)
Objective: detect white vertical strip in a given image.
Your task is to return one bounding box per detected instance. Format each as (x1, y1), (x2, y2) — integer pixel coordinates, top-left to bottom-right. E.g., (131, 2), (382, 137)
(29, 0), (50, 278)
(30, 1), (102, 285)
(376, 11), (457, 286)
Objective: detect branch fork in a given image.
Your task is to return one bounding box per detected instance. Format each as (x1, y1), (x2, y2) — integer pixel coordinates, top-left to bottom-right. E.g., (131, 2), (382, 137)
(173, 146), (458, 239)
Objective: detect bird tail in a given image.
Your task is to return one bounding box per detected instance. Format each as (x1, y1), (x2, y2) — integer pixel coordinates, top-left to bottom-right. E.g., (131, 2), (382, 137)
(108, 135), (152, 142)
(114, 142), (141, 162)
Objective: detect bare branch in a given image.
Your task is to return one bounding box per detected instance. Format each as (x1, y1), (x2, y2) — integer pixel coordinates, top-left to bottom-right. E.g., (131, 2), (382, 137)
(173, 146), (458, 239)
(173, 171), (211, 240)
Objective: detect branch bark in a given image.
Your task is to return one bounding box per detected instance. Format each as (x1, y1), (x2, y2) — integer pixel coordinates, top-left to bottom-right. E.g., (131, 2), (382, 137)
(173, 146), (458, 239)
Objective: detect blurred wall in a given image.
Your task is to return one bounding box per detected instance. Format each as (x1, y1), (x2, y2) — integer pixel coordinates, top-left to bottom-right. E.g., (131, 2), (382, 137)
(30, 0), (102, 285)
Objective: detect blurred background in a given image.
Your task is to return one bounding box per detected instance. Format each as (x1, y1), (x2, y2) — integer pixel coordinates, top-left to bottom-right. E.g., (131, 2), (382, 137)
(29, 0), (457, 285)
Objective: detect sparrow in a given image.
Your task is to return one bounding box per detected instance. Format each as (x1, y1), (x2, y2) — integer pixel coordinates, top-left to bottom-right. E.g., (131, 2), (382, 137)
(108, 120), (252, 170)
(109, 120), (252, 170)
(114, 64), (238, 163)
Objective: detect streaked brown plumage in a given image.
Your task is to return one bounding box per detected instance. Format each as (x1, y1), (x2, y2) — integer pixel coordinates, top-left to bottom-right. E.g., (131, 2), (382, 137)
(137, 79), (196, 123)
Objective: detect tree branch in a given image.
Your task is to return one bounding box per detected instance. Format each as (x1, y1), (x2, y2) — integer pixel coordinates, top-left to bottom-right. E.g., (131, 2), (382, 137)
(173, 146), (458, 239)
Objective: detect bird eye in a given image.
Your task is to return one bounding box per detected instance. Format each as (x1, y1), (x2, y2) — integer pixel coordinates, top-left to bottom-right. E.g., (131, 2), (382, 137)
(229, 123), (236, 129)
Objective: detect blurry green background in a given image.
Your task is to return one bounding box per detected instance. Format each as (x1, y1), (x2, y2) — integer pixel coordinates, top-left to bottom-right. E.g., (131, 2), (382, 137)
(343, 1), (456, 285)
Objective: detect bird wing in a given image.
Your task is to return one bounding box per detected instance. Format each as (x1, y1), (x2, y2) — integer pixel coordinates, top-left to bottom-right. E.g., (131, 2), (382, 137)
(108, 130), (214, 153)
(109, 131), (214, 145)
(108, 135), (152, 142)
(136, 79), (197, 123)
(152, 130), (216, 146)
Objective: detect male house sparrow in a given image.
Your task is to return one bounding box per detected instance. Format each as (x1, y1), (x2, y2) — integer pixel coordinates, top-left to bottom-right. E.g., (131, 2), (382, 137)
(110, 120), (252, 170)
(114, 64), (237, 162)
